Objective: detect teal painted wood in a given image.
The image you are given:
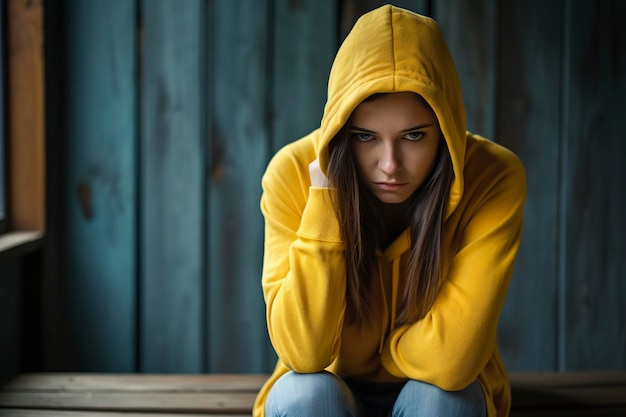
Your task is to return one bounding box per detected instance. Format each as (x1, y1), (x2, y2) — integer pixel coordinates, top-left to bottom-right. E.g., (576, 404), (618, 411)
(64, 0), (137, 371)
(45, 0), (626, 375)
(494, 0), (563, 371)
(268, 1), (339, 366)
(207, 0), (272, 373)
(434, 0), (497, 139)
(271, 0), (338, 153)
(340, 0), (430, 39)
(0, 261), (20, 383)
(140, 0), (206, 372)
(562, 0), (626, 370)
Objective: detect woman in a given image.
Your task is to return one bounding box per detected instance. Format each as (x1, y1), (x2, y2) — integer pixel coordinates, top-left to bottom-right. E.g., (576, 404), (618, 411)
(254, 5), (525, 417)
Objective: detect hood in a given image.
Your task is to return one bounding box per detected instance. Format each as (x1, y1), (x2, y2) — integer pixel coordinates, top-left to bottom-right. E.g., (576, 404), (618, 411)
(316, 5), (467, 215)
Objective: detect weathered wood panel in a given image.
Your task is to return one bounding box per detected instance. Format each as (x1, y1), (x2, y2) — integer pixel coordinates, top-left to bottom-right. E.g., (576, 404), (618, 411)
(562, 0), (626, 370)
(0, 392), (257, 413)
(434, 0), (497, 139)
(39, 0), (626, 375)
(7, 0), (45, 231)
(64, 0), (137, 371)
(3, 372), (626, 417)
(271, 0), (337, 153)
(340, 0), (429, 40)
(494, 0), (563, 371)
(140, 0), (206, 373)
(3, 373), (268, 391)
(269, 0), (339, 367)
(207, 0), (271, 373)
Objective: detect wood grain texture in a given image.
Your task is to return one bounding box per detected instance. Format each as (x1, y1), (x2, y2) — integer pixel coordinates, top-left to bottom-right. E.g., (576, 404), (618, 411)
(0, 392), (256, 413)
(64, 0), (137, 371)
(340, 0), (429, 40)
(7, 0), (45, 231)
(271, 0), (337, 153)
(269, 0), (339, 368)
(140, 0), (206, 373)
(434, 0), (497, 139)
(36, 0), (626, 375)
(3, 373), (267, 391)
(494, 0), (563, 371)
(207, 0), (272, 373)
(2, 372), (626, 417)
(562, 0), (626, 370)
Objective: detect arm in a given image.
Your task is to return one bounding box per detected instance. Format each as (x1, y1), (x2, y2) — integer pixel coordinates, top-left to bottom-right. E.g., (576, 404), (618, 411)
(261, 150), (345, 373)
(381, 151), (526, 390)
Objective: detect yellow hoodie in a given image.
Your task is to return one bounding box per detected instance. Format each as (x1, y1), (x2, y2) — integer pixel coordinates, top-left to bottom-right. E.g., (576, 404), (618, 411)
(254, 5), (526, 417)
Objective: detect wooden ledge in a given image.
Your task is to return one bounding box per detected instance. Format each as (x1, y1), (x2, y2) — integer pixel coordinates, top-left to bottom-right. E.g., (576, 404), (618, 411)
(0, 372), (625, 416)
(0, 230), (44, 264)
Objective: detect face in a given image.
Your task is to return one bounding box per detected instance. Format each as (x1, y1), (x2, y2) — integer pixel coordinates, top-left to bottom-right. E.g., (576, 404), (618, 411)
(349, 92), (442, 204)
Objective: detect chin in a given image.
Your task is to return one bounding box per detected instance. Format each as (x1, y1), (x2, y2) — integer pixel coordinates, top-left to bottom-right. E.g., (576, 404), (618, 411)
(374, 194), (411, 204)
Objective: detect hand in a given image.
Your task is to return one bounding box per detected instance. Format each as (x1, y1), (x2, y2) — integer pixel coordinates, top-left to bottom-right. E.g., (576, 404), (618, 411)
(309, 159), (329, 188)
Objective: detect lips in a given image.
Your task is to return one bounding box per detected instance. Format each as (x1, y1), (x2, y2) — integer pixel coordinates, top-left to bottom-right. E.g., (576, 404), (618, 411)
(375, 182), (407, 190)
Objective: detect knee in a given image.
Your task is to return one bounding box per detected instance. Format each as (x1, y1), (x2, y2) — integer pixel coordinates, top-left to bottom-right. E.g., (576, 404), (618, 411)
(266, 371), (356, 417)
(393, 379), (486, 417)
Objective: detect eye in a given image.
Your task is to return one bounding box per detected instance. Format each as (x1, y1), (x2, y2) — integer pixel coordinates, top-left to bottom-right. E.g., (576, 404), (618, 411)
(352, 132), (374, 142)
(404, 131), (424, 141)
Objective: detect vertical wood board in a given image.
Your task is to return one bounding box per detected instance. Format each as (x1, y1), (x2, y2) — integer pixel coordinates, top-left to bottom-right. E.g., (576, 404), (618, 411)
(64, 0), (137, 371)
(340, 0), (429, 40)
(267, 0), (339, 366)
(34, 0), (626, 375)
(7, 0), (45, 231)
(494, 0), (563, 371)
(207, 0), (271, 373)
(140, 0), (206, 373)
(271, 0), (337, 153)
(434, 0), (497, 139)
(562, 0), (626, 370)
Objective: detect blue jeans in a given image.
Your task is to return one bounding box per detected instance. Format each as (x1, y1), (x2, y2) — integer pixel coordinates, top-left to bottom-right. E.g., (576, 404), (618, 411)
(265, 371), (486, 417)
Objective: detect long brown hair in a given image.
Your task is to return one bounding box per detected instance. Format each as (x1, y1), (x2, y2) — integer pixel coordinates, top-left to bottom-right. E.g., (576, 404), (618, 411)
(327, 94), (454, 326)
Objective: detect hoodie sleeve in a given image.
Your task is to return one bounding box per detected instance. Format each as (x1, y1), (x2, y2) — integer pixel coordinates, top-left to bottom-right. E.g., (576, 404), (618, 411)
(260, 144), (346, 373)
(381, 147), (526, 391)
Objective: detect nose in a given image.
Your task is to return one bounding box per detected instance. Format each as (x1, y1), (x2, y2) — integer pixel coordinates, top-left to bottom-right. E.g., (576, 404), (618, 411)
(379, 141), (401, 175)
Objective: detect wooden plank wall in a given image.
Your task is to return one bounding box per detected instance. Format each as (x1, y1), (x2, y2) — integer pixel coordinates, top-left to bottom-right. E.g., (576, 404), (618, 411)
(38, 0), (625, 374)
(206, 0), (270, 373)
(267, 0), (338, 369)
(140, 0), (205, 373)
(562, 0), (626, 369)
(6, 0), (46, 232)
(494, 0), (563, 371)
(63, 0), (137, 371)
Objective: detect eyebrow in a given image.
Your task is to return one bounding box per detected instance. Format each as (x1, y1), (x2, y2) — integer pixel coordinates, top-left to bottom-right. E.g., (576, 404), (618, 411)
(349, 124), (434, 134)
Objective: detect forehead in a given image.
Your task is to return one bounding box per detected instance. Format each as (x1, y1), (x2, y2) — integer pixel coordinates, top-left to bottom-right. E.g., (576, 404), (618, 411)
(350, 92), (437, 127)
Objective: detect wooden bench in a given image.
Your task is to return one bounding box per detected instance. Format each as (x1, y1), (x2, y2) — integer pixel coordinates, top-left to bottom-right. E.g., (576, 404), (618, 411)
(0, 372), (625, 416)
